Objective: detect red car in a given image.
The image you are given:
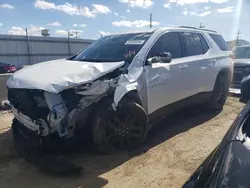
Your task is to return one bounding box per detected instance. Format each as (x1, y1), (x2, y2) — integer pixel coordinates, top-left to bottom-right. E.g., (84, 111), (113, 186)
(0, 62), (17, 74)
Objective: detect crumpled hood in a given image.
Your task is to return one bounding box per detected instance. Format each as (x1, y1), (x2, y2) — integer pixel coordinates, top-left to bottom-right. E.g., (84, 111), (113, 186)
(7, 59), (125, 93)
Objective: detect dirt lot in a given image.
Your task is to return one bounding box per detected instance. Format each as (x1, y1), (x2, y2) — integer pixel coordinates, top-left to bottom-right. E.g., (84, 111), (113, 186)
(0, 96), (245, 188)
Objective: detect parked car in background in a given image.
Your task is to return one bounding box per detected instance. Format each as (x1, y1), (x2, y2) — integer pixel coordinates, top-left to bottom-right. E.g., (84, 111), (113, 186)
(230, 45), (250, 94)
(0, 61), (17, 74)
(183, 82), (250, 188)
(7, 26), (233, 155)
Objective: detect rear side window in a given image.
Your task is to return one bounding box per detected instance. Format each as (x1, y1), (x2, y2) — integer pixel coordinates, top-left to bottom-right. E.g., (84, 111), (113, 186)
(200, 35), (209, 53)
(209, 34), (228, 51)
(179, 32), (205, 56)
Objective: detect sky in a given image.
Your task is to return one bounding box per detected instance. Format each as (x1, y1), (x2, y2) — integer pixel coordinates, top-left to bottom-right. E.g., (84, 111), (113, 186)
(0, 0), (249, 41)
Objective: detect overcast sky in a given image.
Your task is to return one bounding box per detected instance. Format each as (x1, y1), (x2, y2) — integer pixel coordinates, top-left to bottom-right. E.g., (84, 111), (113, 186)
(0, 0), (249, 41)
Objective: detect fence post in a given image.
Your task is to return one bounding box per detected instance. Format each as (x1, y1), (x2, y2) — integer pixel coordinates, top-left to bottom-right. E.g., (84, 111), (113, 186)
(25, 28), (31, 65)
(68, 31), (71, 56)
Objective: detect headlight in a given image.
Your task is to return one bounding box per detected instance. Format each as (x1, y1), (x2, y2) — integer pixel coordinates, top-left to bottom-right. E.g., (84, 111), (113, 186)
(244, 67), (250, 75)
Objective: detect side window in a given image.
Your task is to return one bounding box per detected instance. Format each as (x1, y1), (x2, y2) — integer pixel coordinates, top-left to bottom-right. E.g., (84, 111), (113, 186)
(199, 34), (209, 53)
(180, 32), (204, 56)
(147, 32), (182, 59)
(209, 34), (229, 51)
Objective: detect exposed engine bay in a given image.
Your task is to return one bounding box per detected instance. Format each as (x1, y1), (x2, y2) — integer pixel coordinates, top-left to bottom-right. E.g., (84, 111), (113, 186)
(8, 74), (120, 139)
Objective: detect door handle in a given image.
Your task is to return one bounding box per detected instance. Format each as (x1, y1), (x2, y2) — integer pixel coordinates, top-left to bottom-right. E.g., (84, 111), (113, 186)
(210, 59), (217, 63)
(179, 64), (188, 69)
(201, 66), (207, 70)
(208, 59), (216, 67)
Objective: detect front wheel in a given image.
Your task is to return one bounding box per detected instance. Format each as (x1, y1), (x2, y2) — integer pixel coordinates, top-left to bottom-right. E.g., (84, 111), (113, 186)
(92, 99), (149, 154)
(206, 74), (229, 111)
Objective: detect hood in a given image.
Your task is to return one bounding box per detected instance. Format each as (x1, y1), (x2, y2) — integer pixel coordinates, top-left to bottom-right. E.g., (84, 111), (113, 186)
(7, 59), (125, 93)
(234, 59), (250, 66)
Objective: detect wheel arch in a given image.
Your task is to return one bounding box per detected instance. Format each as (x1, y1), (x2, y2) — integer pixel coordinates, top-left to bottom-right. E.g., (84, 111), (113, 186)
(213, 67), (231, 89)
(119, 90), (143, 106)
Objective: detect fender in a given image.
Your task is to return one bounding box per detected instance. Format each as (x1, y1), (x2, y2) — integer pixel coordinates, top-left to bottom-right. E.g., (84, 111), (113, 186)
(212, 67), (231, 90)
(113, 66), (144, 107)
(113, 82), (138, 107)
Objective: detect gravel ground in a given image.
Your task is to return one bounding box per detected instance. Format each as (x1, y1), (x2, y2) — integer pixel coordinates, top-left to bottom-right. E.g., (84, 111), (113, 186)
(0, 96), (245, 188)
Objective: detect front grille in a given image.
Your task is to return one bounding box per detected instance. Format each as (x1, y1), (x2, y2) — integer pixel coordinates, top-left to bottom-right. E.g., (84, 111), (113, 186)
(234, 66), (245, 72)
(233, 73), (244, 84)
(8, 89), (49, 120)
(232, 65), (249, 85)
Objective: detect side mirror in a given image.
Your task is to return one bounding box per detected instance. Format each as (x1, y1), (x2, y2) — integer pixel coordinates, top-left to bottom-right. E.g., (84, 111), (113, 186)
(147, 52), (172, 64)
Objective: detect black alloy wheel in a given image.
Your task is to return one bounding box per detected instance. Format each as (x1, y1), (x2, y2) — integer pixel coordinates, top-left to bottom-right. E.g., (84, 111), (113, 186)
(207, 74), (229, 110)
(92, 99), (148, 154)
(105, 112), (146, 151)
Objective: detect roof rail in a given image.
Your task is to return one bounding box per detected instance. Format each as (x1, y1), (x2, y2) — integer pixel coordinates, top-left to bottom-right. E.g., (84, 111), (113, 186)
(197, 28), (217, 33)
(178, 26), (196, 29)
(178, 26), (217, 33)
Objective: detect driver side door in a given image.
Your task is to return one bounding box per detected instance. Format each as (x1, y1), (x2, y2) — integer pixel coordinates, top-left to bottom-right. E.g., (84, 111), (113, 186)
(144, 32), (189, 115)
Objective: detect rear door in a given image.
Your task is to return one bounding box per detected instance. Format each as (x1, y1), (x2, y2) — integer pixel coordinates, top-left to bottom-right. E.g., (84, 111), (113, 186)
(208, 33), (232, 91)
(179, 32), (211, 94)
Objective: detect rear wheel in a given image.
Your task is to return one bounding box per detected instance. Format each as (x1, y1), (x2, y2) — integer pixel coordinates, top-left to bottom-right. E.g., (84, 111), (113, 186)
(206, 74), (229, 110)
(92, 99), (148, 154)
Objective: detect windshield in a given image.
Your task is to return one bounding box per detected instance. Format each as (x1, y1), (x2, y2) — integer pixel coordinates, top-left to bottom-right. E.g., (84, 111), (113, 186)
(74, 32), (152, 63)
(233, 46), (250, 59)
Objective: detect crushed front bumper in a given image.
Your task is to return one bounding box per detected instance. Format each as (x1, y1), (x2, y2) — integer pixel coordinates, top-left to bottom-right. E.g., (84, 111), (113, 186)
(12, 118), (42, 156)
(11, 105), (39, 132)
(11, 105), (50, 136)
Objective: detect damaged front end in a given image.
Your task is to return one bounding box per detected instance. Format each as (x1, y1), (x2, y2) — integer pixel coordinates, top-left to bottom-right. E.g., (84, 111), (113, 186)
(8, 76), (119, 150)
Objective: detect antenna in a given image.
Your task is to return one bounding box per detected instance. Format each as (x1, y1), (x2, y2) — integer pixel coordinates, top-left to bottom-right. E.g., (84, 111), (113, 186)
(199, 22), (205, 28)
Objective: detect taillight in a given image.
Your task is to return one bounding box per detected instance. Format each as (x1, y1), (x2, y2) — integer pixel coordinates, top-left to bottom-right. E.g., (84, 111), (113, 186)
(3, 66), (16, 72)
(10, 66), (16, 71)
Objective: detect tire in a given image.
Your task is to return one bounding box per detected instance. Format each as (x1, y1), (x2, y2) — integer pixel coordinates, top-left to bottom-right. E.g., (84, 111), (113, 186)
(92, 98), (149, 154)
(12, 119), (42, 158)
(206, 74), (229, 111)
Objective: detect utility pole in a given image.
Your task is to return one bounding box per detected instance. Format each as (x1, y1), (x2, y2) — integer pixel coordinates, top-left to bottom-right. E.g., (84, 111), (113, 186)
(236, 30), (241, 46)
(25, 28), (31, 65)
(70, 28), (80, 39)
(74, 28), (80, 39)
(149, 13), (152, 28)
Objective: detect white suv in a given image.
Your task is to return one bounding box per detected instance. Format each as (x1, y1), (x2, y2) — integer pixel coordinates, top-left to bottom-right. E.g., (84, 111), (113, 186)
(7, 27), (233, 154)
